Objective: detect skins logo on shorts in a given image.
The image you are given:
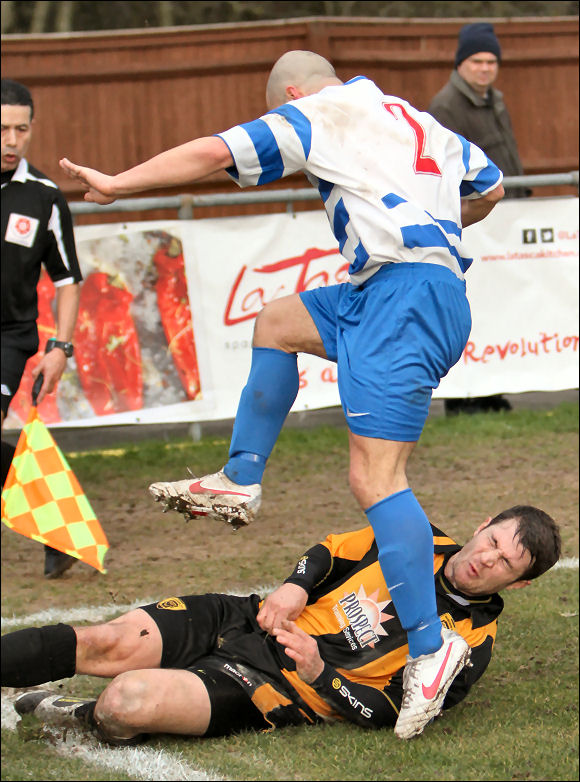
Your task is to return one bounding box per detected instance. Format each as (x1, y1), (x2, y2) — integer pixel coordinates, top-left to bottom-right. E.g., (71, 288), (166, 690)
(156, 597), (187, 611)
(440, 612), (456, 632)
(332, 677), (342, 690)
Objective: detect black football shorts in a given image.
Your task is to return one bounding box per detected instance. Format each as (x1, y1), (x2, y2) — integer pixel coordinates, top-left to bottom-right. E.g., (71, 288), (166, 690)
(140, 592), (269, 736)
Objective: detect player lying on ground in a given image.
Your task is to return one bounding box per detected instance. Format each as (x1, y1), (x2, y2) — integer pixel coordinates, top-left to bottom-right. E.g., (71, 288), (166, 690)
(2, 505), (560, 742)
(59, 49), (505, 739)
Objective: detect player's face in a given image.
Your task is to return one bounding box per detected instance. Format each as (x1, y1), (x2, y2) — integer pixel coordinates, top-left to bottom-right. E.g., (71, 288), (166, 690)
(457, 53), (499, 95)
(444, 518), (532, 595)
(1, 104), (33, 172)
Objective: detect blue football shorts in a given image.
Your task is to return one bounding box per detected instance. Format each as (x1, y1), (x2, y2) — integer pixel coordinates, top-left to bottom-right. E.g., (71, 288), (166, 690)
(299, 262), (472, 442)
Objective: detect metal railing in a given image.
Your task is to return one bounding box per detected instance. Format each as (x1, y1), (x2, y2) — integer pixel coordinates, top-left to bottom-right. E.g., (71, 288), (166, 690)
(68, 171), (579, 220)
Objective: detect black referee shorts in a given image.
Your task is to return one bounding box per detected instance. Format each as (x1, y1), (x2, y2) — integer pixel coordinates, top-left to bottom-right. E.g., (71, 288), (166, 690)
(140, 592), (270, 737)
(1, 321), (39, 416)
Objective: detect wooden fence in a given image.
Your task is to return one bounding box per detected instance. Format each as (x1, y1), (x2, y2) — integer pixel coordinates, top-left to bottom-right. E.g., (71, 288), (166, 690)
(2, 16), (578, 222)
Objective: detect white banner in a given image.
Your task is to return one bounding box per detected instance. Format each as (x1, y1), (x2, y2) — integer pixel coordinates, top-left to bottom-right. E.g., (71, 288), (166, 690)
(438, 196), (579, 396)
(4, 196), (578, 430)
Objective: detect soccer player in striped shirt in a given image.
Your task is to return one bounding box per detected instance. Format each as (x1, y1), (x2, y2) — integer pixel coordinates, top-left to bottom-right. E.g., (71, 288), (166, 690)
(59, 50), (505, 737)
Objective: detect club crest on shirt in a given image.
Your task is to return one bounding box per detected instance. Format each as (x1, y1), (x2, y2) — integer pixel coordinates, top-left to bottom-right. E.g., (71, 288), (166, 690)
(5, 212), (40, 248)
(156, 597), (187, 611)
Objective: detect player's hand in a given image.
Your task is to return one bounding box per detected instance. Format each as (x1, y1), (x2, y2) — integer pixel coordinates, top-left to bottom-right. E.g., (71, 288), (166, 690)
(272, 619), (324, 684)
(257, 583), (308, 634)
(59, 158), (117, 205)
(31, 350), (67, 404)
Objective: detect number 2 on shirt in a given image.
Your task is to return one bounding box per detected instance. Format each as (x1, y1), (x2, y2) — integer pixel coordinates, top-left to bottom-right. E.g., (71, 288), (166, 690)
(383, 102), (442, 177)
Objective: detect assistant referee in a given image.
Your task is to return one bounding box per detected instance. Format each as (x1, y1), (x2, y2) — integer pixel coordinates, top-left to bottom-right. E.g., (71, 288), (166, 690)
(1, 78), (83, 578)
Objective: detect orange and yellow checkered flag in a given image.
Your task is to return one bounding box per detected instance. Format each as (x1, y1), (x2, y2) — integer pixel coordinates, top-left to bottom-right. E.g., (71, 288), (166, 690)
(1, 406), (109, 573)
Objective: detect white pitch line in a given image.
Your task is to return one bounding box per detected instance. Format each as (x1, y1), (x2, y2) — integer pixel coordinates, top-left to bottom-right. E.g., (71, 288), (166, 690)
(1, 584), (277, 630)
(2, 562), (578, 629)
(58, 743), (223, 782)
(1, 598), (157, 630)
(552, 557), (579, 570)
(1, 691), (222, 781)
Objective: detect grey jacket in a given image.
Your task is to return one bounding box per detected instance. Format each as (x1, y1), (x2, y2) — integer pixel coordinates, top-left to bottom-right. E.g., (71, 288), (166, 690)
(428, 70), (528, 198)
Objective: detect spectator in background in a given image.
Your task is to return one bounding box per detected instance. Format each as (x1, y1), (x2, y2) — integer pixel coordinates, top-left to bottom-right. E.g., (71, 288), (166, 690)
(1, 78), (83, 578)
(429, 22), (529, 416)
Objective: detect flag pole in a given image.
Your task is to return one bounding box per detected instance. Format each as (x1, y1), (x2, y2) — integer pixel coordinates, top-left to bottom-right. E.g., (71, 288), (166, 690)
(31, 373), (43, 408)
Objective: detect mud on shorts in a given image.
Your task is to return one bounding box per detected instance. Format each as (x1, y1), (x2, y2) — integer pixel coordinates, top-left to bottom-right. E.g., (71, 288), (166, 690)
(1, 321), (39, 417)
(140, 593), (271, 737)
(299, 262), (472, 442)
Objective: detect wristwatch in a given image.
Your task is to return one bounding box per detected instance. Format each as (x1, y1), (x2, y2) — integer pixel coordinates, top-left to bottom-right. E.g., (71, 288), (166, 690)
(45, 338), (74, 358)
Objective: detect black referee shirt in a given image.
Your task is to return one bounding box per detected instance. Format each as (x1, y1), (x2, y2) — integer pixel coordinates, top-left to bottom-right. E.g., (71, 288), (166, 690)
(1, 158), (82, 325)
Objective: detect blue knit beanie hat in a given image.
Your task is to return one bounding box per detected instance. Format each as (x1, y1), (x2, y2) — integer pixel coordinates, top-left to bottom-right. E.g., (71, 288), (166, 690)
(455, 23), (501, 67)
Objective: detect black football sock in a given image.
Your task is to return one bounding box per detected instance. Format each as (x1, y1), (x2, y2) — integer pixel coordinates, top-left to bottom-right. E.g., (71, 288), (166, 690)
(1, 624), (77, 687)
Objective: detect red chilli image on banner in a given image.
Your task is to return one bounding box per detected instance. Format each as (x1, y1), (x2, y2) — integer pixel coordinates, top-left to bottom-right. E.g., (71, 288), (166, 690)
(11, 270), (61, 424)
(74, 272), (143, 416)
(153, 238), (201, 400)
(8, 231), (202, 426)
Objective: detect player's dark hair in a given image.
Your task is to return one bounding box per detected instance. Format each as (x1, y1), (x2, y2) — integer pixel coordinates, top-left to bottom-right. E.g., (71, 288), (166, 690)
(487, 505), (561, 580)
(1, 79), (34, 119)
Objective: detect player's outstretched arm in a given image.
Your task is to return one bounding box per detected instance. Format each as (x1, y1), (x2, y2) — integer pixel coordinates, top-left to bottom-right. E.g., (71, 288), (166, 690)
(59, 136), (233, 204)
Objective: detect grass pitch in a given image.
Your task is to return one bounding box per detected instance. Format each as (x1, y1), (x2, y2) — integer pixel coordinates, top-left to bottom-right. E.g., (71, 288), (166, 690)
(1, 401), (578, 781)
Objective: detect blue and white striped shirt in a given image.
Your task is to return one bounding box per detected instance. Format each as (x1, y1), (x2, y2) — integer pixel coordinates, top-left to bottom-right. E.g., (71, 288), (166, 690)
(217, 77), (502, 283)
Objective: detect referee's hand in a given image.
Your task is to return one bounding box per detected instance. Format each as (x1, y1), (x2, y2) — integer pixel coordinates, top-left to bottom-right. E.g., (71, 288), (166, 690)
(31, 350), (66, 405)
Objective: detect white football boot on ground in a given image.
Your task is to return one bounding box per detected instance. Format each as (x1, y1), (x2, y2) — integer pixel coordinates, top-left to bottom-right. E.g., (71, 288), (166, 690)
(14, 690), (95, 728)
(394, 628), (471, 739)
(149, 469), (261, 529)
(14, 690), (145, 746)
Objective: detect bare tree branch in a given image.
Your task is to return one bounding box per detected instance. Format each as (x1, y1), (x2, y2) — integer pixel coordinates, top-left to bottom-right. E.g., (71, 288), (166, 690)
(30, 0), (51, 33)
(1, 0), (16, 34)
(55, 0), (74, 32)
(2, 1), (578, 35)
(157, 1), (173, 27)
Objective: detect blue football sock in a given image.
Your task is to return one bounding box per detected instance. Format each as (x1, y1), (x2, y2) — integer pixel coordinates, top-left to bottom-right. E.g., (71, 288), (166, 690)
(224, 347), (299, 486)
(365, 489), (442, 658)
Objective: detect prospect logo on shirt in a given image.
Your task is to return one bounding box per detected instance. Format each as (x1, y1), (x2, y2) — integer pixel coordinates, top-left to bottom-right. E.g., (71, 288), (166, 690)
(5, 212), (40, 248)
(333, 585), (395, 649)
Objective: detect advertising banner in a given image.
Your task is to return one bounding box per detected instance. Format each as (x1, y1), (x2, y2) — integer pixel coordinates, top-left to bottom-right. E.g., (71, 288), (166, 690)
(4, 196), (578, 430)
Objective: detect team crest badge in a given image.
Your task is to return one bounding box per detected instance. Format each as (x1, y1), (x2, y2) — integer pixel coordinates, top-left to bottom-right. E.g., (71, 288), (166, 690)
(5, 212), (40, 248)
(156, 597), (187, 611)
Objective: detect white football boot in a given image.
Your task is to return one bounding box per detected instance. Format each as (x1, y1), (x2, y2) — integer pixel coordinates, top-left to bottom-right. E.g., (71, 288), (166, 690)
(394, 628), (471, 739)
(14, 690), (95, 728)
(14, 690), (145, 746)
(149, 469), (261, 529)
